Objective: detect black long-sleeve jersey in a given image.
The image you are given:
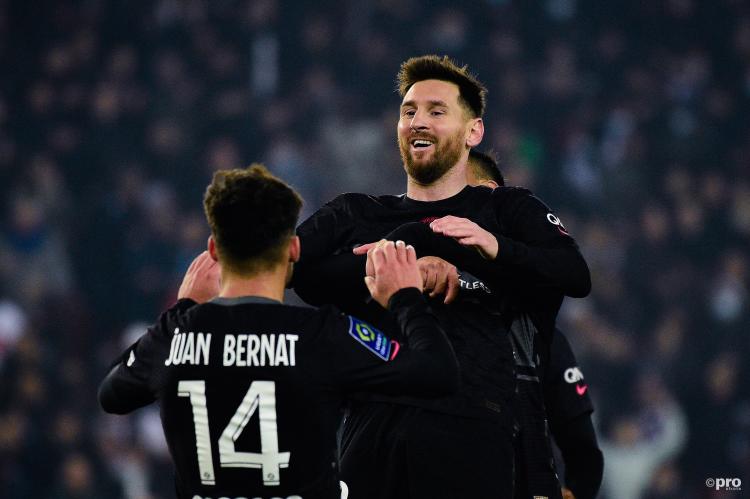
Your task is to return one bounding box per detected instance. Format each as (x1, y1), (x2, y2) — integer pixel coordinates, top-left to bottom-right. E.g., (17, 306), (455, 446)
(295, 185), (590, 337)
(542, 328), (594, 425)
(293, 185), (589, 498)
(543, 329), (603, 499)
(98, 289), (458, 499)
(294, 185), (589, 418)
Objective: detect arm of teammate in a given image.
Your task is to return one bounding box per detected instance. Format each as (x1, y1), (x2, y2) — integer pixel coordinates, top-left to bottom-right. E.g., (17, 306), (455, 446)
(99, 252), (214, 414)
(551, 413), (604, 499)
(331, 241), (459, 396)
(98, 299), (195, 414)
(293, 251), (368, 307)
(544, 328), (602, 499)
(292, 194), (360, 288)
(429, 188), (590, 297)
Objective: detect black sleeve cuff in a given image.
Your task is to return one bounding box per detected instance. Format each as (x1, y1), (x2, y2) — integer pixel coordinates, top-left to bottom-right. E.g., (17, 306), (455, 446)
(387, 287), (425, 310)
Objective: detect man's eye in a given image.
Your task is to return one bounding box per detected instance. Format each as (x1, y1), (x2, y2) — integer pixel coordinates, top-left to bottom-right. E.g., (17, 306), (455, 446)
(404, 110), (415, 117)
(431, 110), (445, 116)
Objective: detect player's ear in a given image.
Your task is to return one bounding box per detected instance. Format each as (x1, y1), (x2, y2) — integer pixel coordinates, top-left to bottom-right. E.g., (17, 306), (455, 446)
(289, 235), (301, 263)
(466, 118), (483, 148)
(208, 236), (219, 262)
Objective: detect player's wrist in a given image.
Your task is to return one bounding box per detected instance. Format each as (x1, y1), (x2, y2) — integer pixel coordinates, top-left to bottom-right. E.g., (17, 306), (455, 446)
(387, 287), (424, 310)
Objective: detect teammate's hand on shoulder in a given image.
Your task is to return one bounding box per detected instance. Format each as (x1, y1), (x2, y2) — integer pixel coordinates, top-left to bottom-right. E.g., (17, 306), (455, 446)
(429, 215), (499, 260)
(562, 487), (576, 499)
(417, 256), (459, 304)
(177, 251), (221, 303)
(364, 240), (422, 308)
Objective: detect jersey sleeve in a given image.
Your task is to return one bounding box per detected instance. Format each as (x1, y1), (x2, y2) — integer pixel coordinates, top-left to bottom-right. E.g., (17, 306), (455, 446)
(552, 413), (603, 499)
(543, 328), (594, 423)
(98, 299), (196, 414)
(295, 194), (358, 265)
(293, 252), (369, 308)
(491, 187), (591, 298)
(324, 288), (459, 396)
(292, 194), (365, 303)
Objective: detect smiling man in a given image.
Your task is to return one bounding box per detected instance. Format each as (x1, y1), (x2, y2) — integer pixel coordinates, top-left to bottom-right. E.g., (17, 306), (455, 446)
(293, 55), (590, 499)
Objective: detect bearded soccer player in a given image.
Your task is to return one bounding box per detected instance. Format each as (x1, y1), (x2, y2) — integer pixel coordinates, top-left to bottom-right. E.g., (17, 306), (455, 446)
(293, 56), (590, 498)
(468, 150), (603, 499)
(98, 165), (460, 499)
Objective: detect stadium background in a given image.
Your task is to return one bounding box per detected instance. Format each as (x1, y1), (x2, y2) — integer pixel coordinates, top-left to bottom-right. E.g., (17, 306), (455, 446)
(1, 0), (748, 497)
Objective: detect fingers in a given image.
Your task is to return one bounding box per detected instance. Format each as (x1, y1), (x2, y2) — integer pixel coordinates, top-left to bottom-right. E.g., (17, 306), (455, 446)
(422, 268), (437, 293)
(430, 215), (465, 230)
(430, 217), (480, 238)
(405, 244), (416, 265)
(194, 251), (218, 275)
(429, 273), (447, 298)
(444, 270), (460, 304)
(456, 236), (479, 246)
(353, 241), (379, 255)
(364, 275), (376, 295)
(394, 240), (408, 264)
(367, 241), (389, 273)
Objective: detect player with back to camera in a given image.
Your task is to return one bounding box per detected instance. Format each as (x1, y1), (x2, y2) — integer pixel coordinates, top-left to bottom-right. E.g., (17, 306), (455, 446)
(98, 165), (460, 499)
(293, 55), (590, 498)
(468, 149), (604, 499)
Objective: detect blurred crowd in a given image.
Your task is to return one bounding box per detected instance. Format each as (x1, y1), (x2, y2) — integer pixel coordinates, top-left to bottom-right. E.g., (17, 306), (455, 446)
(1, 0), (749, 497)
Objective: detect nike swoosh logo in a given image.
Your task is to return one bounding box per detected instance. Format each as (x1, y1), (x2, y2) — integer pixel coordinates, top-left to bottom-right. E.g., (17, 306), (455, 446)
(576, 384), (588, 396)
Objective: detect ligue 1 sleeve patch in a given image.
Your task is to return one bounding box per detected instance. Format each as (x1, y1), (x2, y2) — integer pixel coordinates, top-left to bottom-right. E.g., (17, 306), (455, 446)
(347, 316), (393, 361)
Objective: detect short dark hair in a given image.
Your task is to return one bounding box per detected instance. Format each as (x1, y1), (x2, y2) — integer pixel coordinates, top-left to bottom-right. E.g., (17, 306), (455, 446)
(203, 164), (303, 275)
(468, 149), (505, 186)
(397, 55), (487, 118)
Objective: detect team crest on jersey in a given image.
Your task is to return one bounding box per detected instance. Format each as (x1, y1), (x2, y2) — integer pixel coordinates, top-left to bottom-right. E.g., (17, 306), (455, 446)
(348, 316), (393, 361)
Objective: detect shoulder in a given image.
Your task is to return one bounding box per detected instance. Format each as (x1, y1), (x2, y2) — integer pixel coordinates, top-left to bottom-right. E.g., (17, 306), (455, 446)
(327, 192), (382, 210)
(490, 186), (558, 222)
(150, 299), (199, 337)
(490, 186), (537, 206)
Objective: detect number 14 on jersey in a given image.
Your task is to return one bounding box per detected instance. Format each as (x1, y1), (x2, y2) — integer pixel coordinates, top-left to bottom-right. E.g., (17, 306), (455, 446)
(178, 380), (291, 486)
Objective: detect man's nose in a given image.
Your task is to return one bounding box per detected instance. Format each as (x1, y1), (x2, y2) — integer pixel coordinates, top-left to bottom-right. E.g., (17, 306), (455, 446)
(410, 110), (429, 131)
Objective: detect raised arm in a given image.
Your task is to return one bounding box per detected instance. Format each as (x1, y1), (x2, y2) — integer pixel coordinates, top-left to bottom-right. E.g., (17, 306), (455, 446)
(99, 252), (216, 414)
(430, 187), (591, 298)
(330, 240), (459, 396)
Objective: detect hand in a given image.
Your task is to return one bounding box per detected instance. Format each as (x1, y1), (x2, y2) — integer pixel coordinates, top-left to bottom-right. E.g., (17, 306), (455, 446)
(429, 216), (499, 260)
(354, 239), (388, 278)
(177, 251), (221, 303)
(353, 241), (378, 256)
(417, 256), (459, 304)
(364, 240), (422, 308)
(562, 487), (576, 499)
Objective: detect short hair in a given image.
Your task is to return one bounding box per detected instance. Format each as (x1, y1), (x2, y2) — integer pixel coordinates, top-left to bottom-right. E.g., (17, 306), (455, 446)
(468, 149), (505, 186)
(397, 55), (487, 118)
(203, 164), (303, 275)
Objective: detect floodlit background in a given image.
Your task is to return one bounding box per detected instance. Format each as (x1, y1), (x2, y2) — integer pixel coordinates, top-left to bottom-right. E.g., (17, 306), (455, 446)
(1, 1), (748, 497)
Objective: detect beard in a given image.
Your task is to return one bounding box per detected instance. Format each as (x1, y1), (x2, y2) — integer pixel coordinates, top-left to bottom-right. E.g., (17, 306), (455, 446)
(399, 129), (465, 185)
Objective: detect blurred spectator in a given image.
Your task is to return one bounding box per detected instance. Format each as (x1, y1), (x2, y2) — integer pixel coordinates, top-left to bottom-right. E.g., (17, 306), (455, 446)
(599, 375), (688, 499)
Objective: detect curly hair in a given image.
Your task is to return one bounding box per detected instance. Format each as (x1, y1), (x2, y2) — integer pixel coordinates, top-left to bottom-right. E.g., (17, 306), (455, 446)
(203, 164), (303, 275)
